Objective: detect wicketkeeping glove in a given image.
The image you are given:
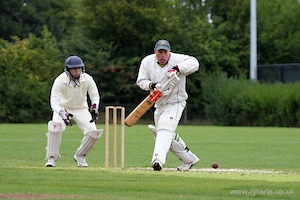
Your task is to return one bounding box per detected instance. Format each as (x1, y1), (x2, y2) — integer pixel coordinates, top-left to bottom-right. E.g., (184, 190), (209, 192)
(89, 103), (99, 123)
(58, 109), (73, 126)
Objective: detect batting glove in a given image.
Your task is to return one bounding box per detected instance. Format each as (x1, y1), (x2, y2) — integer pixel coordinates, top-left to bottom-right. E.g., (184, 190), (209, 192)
(168, 73), (180, 86)
(167, 66), (180, 86)
(58, 109), (73, 126)
(152, 83), (171, 96)
(89, 103), (99, 123)
(149, 82), (157, 90)
(167, 66), (180, 77)
(161, 88), (172, 96)
(154, 83), (161, 90)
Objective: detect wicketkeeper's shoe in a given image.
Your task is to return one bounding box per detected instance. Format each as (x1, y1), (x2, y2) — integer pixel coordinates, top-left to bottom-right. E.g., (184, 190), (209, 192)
(177, 151), (200, 171)
(152, 159), (162, 171)
(45, 157), (56, 167)
(73, 154), (88, 167)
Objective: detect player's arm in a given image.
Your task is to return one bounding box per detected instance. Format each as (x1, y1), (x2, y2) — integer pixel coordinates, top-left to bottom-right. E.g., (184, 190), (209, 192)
(87, 76), (100, 123)
(136, 58), (154, 91)
(50, 79), (63, 115)
(50, 78), (73, 126)
(175, 54), (199, 75)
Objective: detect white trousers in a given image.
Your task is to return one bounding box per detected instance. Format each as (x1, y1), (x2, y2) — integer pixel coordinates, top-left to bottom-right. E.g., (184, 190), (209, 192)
(152, 101), (186, 165)
(52, 107), (97, 133)
(151, 129), (174, 165)
(154, 101), (186, 132)
(46, 108), (97, 160)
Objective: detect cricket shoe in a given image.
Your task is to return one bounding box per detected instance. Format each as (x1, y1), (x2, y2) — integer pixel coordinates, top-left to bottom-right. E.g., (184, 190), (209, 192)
(45, 157), (56, 167)
(73, 154), (88, 167)
(177, 151), (200, 171)
(148, 124), (157, 137)
(152, 159), (162, 171)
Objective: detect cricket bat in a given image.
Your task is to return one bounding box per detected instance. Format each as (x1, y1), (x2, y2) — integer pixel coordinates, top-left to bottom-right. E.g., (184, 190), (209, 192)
(125, 81), (169, 127)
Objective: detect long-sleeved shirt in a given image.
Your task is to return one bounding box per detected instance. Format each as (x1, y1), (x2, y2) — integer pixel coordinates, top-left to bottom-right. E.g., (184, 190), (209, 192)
(136, 52), (199, 106)
(50, 72), (100, 114)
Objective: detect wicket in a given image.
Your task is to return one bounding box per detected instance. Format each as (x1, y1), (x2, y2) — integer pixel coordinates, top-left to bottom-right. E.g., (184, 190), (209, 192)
(105, 106), (125, 169)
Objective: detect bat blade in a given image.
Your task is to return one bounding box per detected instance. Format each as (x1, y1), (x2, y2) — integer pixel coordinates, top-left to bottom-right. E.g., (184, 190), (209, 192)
(125, 90), (163, 127)
(125, 81), (170, 127)
(124, 96), (154, 127)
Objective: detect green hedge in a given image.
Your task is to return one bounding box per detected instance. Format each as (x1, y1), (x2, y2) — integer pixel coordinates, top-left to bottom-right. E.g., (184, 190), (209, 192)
(0, 28), (62, 123)
(202, 74), (300, 127)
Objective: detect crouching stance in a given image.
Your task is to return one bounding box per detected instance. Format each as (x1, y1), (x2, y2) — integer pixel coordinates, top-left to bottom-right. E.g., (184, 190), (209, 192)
(45, 55), (102, 167)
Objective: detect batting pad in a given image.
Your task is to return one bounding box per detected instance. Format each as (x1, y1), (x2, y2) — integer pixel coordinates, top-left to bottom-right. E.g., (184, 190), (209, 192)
(75, 129), (103, 157)
(46, 121), (63, 160)
(170, 140), (193, 164)
(174, 133), (187, 150)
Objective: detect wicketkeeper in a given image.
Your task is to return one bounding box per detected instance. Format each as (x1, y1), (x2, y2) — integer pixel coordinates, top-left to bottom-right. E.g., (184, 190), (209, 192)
(136, 39), (200, 171)
(45, 55), (103, 167)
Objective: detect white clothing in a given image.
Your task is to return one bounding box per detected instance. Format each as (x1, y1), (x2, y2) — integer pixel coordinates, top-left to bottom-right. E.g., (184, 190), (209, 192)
(45, 72), (100, 164)
(151, 129), (174, 165)
(136, 51), (199, 169)
(50, 72), (100, 131)
(136, 52), (199, 131)
(136, 52), (199, 106)
(154, 101), (186, 132)
(50, 72), (100, 114)
(52, 108), (96, 132)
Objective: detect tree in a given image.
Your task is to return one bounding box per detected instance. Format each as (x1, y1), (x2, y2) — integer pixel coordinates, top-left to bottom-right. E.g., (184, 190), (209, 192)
(257, 0), (300, 64)
(75, 0), (173, 104)
(0, 0), (75, 41)
(1, 0), (300, 123)
(0, 27), (62, 122)
(204, 0), (300, 76)
(78, 0), (171, 65)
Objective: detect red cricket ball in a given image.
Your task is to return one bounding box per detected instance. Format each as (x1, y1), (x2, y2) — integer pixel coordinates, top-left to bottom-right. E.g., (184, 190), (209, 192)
(212, 162), (219, 169)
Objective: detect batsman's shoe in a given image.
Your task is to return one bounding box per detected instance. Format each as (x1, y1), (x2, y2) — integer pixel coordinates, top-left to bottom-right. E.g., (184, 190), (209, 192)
(148, 124), (157, 137)
(45, 157), (56, 167)
(177, 151), (200, 171)
(189, 151), (200, 166)
(152, 159), (162, 171)
(73, 154), (88, 167)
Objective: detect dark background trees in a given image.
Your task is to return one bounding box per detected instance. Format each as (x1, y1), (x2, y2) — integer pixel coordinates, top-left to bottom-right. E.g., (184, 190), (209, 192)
(0, 0), (300, 123)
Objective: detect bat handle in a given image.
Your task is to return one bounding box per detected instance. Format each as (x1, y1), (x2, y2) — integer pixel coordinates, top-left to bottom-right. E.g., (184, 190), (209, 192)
(160, 80), (172, 92)
(149, 90), (162, 102)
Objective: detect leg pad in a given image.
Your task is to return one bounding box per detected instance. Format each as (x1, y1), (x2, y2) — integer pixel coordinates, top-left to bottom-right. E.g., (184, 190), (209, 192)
(45, 121), (63, 160)
(75, 129), (103, 157)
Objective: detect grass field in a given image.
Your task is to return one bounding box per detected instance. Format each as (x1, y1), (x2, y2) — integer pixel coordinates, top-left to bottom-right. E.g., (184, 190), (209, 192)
(0, 123), (299, 199)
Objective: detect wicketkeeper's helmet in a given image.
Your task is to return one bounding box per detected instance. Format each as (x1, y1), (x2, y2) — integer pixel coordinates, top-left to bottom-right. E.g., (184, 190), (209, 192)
(65, 56), (85, 69)
(64, 56), (86, 79)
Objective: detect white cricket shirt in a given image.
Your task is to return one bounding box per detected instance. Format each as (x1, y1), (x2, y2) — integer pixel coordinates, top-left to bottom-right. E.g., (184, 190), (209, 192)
(50, 72), (100, 114)
(136, 52), (199, 106)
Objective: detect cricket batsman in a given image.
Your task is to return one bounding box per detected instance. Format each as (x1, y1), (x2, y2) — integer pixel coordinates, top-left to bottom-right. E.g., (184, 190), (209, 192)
(136, 39), (200, 171)
(45, 55), (102, 167)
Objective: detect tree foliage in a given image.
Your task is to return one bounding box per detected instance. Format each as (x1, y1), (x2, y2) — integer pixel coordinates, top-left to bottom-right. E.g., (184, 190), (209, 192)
(0, 0), (75, 41)
(257, 0), (300, 64)
(0, 0), (300, 123)
(0, 27), (62, 122)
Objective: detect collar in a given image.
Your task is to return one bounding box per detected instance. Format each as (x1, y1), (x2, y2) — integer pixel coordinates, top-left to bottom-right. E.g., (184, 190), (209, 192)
(62, 73), (86, 83)
(157, 61), (168, 68)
